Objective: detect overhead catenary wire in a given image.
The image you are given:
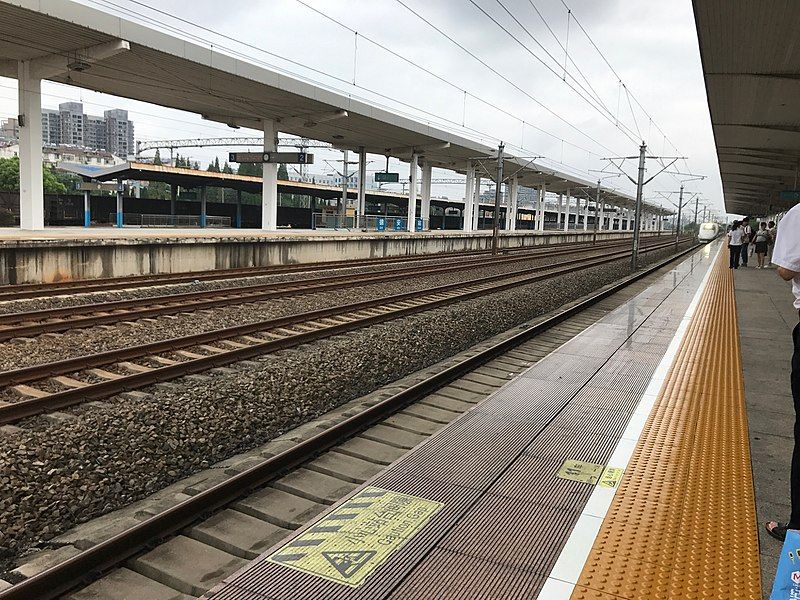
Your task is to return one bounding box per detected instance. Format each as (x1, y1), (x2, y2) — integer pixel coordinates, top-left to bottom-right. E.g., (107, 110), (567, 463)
(390, 0), (621, 157)
(80, 0), (608, 176)
(466, 0), (640, 145)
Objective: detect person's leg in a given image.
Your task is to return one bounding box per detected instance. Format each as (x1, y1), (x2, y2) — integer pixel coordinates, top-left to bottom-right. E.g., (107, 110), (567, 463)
(741, 243), (748, 266)
(788, 323), (800, 528)
(733, 246), (740, 269)
(729, 246), (735, 268)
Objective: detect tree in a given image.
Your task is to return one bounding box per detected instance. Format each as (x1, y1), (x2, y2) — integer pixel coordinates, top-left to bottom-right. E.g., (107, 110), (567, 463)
(0, 156), (67, 194)
(153, 149), (163, 166)
(278, 163), (289, 180)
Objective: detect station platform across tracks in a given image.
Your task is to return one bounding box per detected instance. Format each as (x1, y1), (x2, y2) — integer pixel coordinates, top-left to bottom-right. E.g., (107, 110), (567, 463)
(203, 241), (763, 600)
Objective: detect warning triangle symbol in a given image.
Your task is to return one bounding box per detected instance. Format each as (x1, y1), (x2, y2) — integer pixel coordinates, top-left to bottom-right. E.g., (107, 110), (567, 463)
(321, 550), (377, 578)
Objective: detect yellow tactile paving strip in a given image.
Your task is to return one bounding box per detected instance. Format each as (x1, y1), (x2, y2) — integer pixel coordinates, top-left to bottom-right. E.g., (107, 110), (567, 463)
(571, 249), (761, 599)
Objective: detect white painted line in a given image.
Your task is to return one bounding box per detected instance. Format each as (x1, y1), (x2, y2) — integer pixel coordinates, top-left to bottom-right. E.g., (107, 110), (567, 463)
(541, 243), (722, 592)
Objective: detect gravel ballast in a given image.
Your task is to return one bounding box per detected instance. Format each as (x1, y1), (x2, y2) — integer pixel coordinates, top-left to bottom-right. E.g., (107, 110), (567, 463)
(0, 243), (689, 569)
(0, 247), (618, 372)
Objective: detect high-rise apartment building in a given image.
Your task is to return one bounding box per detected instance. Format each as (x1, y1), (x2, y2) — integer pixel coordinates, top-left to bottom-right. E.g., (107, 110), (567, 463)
(103, 109), (134, 157)
(3, 102), (135, 157)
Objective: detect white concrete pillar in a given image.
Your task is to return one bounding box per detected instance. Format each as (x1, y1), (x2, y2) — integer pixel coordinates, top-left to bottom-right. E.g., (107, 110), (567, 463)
(17, 61), (44, 230)
(563, 190), (571, 232)
(407, 153), (419, 232)
(538, 185), (547, 231)
(583, 197), (590, 231)
(463, 163), (475, 232)
(556, 194), (563, 226)
(420, 159), (432, 230)
(472, 175), (481, 230)
(115, 178), (123, 228)
(83, 190), (91, 227)
(598, 200), (605, 232)
(507, 176), (519, 231)
(357, 146), (367, 227)
(261, 119), (278, 230)
(628, 209), (634, 231)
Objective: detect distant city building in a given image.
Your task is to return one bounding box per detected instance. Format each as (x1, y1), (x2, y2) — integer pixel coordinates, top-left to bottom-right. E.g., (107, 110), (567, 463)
(2, 102), (134, 157)
(0, 117), (19, 141)
(0, 142), (124, 166)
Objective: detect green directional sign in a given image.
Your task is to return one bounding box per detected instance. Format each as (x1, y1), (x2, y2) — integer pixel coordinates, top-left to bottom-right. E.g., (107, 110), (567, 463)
(780, 190), (800, 201)
(374, 172), (399, 183)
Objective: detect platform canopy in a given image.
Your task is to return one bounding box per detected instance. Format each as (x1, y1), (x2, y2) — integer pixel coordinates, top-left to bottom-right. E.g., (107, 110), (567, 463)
(694, 0), (800, 216)
(59, 161), (411, 202)
(0, 0), (653, 212)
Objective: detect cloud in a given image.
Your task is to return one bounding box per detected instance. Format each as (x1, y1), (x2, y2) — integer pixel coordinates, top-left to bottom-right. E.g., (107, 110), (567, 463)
(0, 0), (724, 216)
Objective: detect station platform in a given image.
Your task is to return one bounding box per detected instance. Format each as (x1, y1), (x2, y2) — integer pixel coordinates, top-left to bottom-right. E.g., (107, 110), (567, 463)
(201, 240), (772, 599)
(0, 228), (657, 285)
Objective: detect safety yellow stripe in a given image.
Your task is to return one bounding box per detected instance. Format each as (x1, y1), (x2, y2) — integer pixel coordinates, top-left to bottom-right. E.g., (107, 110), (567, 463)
(571, 249), (761, 599)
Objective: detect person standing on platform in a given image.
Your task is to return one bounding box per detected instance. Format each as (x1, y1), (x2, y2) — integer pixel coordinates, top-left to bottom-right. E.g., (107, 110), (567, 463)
(768, 220), (777, 266)
(727, 220), (742, 269)
(753, 222), (770, 269)
(740, 216), (752, 267)
(765, 204), (800, 542)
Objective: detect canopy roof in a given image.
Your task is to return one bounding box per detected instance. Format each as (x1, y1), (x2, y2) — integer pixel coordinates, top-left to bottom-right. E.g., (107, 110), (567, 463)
(694, 0), (800, 215)
(0, 0), (660, 212)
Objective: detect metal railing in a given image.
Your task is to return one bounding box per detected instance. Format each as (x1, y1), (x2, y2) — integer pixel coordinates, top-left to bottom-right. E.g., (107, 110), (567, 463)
(108, 213), (232, 228)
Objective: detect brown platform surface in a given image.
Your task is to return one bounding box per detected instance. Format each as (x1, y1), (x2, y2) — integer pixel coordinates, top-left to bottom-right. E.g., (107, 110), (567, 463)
(735, 264), (798, 598)
(202, 243), (727, 600)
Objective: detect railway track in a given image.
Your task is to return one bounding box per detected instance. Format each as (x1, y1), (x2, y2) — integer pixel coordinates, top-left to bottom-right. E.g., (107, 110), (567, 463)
(0, 237), (674, 341)
(0, 237), (620, 302)
(0, 242), (701, 600)
(0, 239), (683, 425)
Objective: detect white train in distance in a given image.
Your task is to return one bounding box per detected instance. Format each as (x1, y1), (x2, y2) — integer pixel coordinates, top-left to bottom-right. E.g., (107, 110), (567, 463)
(698, 222), (720, 242)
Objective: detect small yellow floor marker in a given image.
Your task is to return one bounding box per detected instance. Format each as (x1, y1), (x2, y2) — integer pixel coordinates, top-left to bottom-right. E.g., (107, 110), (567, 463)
(267, 486), (443, 587)
(558, 460), (624, 488)
(571, 249), (762, 599)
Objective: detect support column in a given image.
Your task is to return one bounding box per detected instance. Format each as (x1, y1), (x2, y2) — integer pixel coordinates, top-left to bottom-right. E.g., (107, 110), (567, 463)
(598, 200), (605, 232)
(472, 175), (481, 230)
(563, 190), (571, 232)
(556, 194), (563, 226)
(406, 153), (418, 232)
(506, 176), (519, 231)
(583, 197), (590, 231)
(115, 178), (123, 228)
(420, 159), (432, 230)
(538, 185), (546, 231)
(200, 186), (207, 228)
(18, 61), (44, 230)
(170, 184), (177, 219)
(261, 119), (278, 230)
(357, 146), (367, 227)
(236, 190), (242, 228)
(83, 190), (91, 227)
(463, 162), (475, 232)
(628, 210), (634, 231)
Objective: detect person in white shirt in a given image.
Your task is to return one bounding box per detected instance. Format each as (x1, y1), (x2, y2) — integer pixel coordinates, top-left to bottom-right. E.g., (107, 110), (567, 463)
(726, 220), (743, 269)
(766, 203), (800, 542)
(740, 216), (753, 267)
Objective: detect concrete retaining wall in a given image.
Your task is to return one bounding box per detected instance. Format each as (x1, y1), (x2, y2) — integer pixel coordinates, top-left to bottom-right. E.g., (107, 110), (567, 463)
(0, 230), (664, 284)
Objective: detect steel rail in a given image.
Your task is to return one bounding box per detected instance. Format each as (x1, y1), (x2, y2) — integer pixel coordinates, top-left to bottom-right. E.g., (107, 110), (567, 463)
(0, 242), (700, 600)
(0, 237), (616, 301)
(0, 238), (664, 340)
(0, 239), (682, 425)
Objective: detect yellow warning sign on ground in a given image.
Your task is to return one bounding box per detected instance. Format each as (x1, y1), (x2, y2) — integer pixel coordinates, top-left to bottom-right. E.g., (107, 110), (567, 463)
(557, 459), (624, 488)
(598, 466), (624, 488)
(266, 486), (443, 587)
(557, 459), (605, 485)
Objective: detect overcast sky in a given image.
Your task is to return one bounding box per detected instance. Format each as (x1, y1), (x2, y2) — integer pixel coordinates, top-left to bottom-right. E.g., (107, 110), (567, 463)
(0, 0), (724, 219)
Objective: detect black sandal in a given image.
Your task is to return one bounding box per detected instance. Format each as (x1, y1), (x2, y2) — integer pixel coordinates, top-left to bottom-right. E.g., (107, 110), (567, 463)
(766, 521), (790, 542)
